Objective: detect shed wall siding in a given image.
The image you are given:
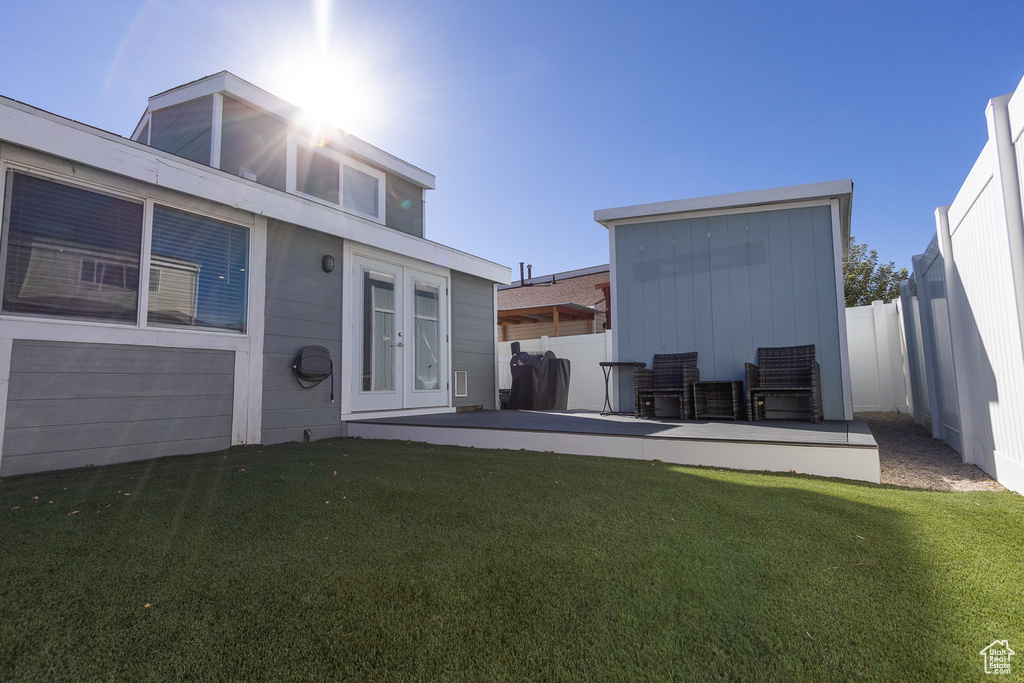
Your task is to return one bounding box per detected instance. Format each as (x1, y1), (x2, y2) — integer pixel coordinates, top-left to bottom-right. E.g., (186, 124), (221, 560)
(614, 205), (844, 418)
(2, 341), (233, 475)
(220, 96), (288, 192)
(262, 219), (344, 444)
(451, 272), (496, 409)
(149, 95), (214, 165)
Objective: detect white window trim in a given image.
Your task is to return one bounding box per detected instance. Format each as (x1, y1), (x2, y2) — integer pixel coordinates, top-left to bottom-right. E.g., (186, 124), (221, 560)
(285, 131), (386, 224)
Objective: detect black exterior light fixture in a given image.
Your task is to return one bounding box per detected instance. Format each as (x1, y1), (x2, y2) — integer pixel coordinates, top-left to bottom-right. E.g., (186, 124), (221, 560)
(322, 254), (335, 273)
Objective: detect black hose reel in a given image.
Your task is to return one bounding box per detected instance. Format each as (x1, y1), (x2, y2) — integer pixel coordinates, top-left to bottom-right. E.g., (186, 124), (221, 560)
(293, 345), (334, 403)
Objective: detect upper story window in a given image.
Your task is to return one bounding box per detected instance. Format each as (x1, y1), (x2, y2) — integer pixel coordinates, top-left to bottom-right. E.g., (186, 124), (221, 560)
(0, 170), (249, 334)
(288, 134), (386, 223)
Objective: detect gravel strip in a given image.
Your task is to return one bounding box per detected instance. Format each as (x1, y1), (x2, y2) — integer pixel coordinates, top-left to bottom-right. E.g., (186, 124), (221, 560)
(857, 411), (1004, 491)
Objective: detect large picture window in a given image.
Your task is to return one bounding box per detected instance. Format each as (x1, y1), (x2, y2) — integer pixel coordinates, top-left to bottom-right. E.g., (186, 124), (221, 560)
(0, 171), (250, 334)
(1, 172), (143, 323)
(149, 205), (249, 333)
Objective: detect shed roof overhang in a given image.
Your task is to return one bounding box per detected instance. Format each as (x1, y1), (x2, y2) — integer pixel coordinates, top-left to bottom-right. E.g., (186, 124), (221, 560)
(594, 179), (854, 259)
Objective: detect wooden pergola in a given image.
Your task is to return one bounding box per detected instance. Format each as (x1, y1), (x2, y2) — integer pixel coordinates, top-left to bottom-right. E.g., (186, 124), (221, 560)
(497, 303), (596, 341)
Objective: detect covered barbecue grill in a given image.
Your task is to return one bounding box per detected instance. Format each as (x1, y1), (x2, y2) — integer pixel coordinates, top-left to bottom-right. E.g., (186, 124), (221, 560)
(506, 343), (571, 410)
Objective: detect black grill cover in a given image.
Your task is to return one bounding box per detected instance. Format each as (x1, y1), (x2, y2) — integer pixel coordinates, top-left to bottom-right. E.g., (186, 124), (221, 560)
(507, 349), (571, 410)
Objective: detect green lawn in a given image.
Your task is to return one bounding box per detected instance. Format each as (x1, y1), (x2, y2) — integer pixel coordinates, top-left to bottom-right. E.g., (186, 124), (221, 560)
(0, 438), (1021, 681)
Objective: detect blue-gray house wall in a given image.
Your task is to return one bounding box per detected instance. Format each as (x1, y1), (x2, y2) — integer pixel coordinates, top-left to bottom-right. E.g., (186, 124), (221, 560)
(614, 205), (845, 419)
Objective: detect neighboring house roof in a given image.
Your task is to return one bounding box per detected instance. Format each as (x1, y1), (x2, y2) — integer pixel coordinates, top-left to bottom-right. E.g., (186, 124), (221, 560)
(498, 264), (610, 311)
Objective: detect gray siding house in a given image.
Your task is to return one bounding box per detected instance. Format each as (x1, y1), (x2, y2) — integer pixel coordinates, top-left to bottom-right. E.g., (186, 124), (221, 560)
(595, 181), (854, 420)
(0, 71), (508, 476)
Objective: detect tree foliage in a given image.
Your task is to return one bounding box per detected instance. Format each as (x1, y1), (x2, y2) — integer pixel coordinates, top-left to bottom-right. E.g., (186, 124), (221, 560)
(843, 236), (908, 307)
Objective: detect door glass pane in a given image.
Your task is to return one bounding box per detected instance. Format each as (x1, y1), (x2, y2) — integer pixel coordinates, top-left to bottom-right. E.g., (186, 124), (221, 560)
(414, 282), (440, 390)
(362, 269), (394, 392)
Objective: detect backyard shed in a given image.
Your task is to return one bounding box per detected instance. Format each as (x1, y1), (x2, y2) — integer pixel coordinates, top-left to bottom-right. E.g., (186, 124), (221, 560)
(595, 180), (854, 420)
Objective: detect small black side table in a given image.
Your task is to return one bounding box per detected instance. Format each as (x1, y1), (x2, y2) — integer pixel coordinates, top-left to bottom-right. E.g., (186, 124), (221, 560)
(599, 361), (646, 415)
(693, 380), (745, 420)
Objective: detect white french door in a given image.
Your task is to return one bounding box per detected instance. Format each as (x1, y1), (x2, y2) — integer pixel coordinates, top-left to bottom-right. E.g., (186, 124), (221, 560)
(349, 252), (449, 412)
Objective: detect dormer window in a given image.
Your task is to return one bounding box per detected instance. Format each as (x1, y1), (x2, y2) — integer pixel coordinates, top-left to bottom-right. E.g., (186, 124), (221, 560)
(287, 134), (386, 223)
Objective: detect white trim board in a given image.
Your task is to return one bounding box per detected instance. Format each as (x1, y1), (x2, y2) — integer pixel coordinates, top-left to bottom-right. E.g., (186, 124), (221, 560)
(347, 422), (882, 484)
(594, 180), (852, 223)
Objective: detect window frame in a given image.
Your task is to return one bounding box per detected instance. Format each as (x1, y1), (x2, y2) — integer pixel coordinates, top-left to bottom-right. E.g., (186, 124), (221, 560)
(0, 165), (253, 337)
(286, 132), (386, 224)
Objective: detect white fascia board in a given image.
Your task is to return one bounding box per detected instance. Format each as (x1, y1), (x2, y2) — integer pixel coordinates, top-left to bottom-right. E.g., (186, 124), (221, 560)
(0, 96), (505, 284)
(595, 179), (853, 259)
(594, 179), (852, 223)
(143, 71), (435, 189)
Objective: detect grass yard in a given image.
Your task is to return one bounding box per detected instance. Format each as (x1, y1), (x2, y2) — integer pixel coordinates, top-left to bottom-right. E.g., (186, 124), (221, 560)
(0, 438), (1022, 682)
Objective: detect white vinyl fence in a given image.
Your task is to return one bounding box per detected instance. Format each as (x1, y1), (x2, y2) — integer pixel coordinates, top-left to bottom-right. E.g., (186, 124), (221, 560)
(499, 331), (612, 411)
(845, 301), (909, 414)
(894, 75), (1024, 494)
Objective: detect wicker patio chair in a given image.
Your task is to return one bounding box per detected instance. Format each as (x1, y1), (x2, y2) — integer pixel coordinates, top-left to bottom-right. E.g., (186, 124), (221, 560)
(744, 344), (823, 423)
(635, 352), (700, 419)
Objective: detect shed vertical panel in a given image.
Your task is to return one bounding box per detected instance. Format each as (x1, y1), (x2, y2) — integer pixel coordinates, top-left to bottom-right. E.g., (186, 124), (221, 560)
(707, 215), (732, 375)
(672, 219), (699, 357)
(689, 217), (714, 369)
(811, 205), (843, 418)
(640, 222), (663, 353)
(788, 208), (820, 344)
(767, 210), (797, 346)
(657, 221), (678, 353)
(746, 211), (774, 354)
(725, 213), (754, 380)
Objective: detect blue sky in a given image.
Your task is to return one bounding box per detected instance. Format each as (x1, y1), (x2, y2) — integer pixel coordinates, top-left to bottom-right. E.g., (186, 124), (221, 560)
(4, 0), (1024, 278)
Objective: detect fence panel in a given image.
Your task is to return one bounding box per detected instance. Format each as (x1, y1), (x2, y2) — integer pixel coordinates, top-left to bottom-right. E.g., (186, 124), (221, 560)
(845, 301), (908, 413)
(499, 331), (612, 410)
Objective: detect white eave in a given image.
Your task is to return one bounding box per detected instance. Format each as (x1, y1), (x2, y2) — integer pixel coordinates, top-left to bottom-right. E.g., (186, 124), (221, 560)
(132, 71), (435, 190)
(0, 94), (507, 284)
(595, 179), (853, 258)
